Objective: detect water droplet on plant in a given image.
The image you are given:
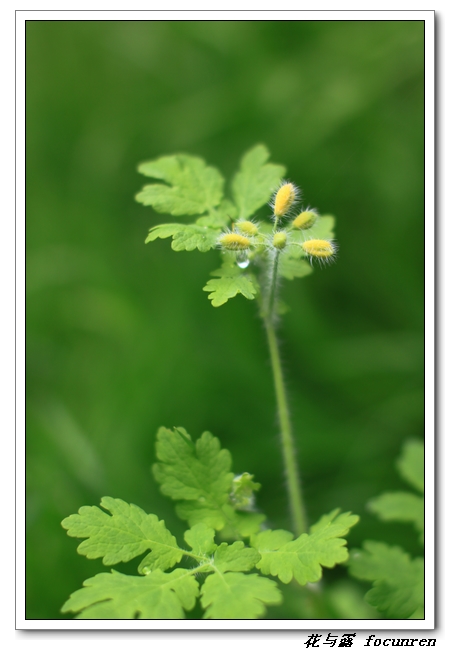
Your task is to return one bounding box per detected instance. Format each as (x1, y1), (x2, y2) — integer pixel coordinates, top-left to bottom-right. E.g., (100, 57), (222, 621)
(237, 257), (250, 269)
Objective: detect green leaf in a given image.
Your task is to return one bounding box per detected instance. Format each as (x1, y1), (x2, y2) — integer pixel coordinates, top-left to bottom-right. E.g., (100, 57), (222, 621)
(213, 541), (261, 572)
(184, 523), (217, 557)
(136, 154), (224, 216)
(348, 541), (424, 619)
(325, 580), (382, 620)
(307, 215), (336, 241)
(232, 144), (285, 220)
(252, 509), (359, 585)
(61, 569), (199, 619)
(368, 492), (424, 544)
(145, 223), (185, 243)
(146, 223), (220, 252)
(216, 507), (266, 539)
(278, 256), (313, 281)
(176, 502), (265, 539)
(176, 501), (229, 531)
(152, 427), (265, 538)
(153, 427), (234, 530)
(61, 497), (182, 572)
(196, 199), (237, 228)
(170, 225), (220, 253)
(396, 439), (424, 493)
(201, 572), (282, 619)
(203, 262), (258, 307)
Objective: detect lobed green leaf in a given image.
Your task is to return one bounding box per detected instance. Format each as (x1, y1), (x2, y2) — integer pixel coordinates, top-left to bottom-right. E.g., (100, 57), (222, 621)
(201, 572), (282, 619)
(190, 504), (266, 539)
(348, 541), (424, 619)
(278, 256), (313, 281)
(153, 427), (234, 530)
(368, 492), (424, 544)
(153, 427), (265, 538)
(252, 509), (359, 585)
(146, 223), (220, 252)
(203, 261), (258, 307)
(61, 569), (199, 619)
(61, 497), (182, 572)
(213, 541), (261, 573)
(196, 199), (237, 228)
(306, 214), (336, 241)
(136, 154), (224, 216)
(396, 439), (424, 494)
(145, 223), (184, 243)
(232, 144), (285, 220)
(184, 523), (217, 557)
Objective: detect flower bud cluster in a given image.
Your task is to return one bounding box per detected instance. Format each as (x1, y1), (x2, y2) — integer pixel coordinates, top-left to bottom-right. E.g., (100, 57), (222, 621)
(217, 180), (336, 266)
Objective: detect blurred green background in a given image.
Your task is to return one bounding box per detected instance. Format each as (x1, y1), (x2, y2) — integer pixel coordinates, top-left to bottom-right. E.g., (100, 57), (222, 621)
(26, 20), (424, 619)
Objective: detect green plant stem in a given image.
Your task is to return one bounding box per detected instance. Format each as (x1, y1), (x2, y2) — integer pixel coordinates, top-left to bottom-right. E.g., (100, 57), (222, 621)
(263, 253), (308, 537)
(267, 250), (281, 318)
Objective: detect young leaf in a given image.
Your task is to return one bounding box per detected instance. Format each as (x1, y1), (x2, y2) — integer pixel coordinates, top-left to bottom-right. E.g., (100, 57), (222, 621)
(146, 223), (220, 252)
(348, 541), (424, 619)
(61, 496), (182, 572)
(184, 523), (217, 557)
(368, 492), (424, 544)
(61, 568), (199, 619)
(201, 572), (282, 619)
(153, 427), (265, 538)
(136, 154), (224, 216)
(396, 439), (424, 493)
(230, 472), (261, 510)
(153, 427), (234, 530)
(252, 509), (359, 585)
(213, 541), (261, 572)
(232, 144), (285, 220)
(153, 427), (233, 502)
(203, 262), (258, 307)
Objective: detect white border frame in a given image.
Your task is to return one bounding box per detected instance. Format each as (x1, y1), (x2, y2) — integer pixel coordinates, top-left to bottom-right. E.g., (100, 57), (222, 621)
(16, 9), (435, 636)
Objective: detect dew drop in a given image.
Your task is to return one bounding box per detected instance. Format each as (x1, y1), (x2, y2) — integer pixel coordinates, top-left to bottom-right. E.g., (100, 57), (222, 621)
(237, 259), (250, 269)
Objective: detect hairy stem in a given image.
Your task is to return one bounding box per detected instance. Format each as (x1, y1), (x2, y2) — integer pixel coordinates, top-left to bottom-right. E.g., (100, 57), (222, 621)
(263, 253), (308, 537)
(267, 250), (281, 318)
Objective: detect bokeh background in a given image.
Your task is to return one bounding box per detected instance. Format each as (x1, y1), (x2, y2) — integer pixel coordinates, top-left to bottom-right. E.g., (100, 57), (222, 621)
(26, 20), (424, 619)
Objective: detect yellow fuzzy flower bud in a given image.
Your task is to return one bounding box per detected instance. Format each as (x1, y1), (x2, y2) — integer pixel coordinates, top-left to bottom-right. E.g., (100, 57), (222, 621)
(272, 182), (298, 218)
(236, 220), (259, 236)
(301, 239), (336, 259)
(292, 211), (317, 230)
(219, 233), (251, 251)
(272, 231), (287, 250)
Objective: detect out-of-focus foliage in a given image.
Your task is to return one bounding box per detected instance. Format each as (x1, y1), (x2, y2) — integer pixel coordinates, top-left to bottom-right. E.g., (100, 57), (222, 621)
(349, 440), (424, 619)
(26, 20), (424, 618)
